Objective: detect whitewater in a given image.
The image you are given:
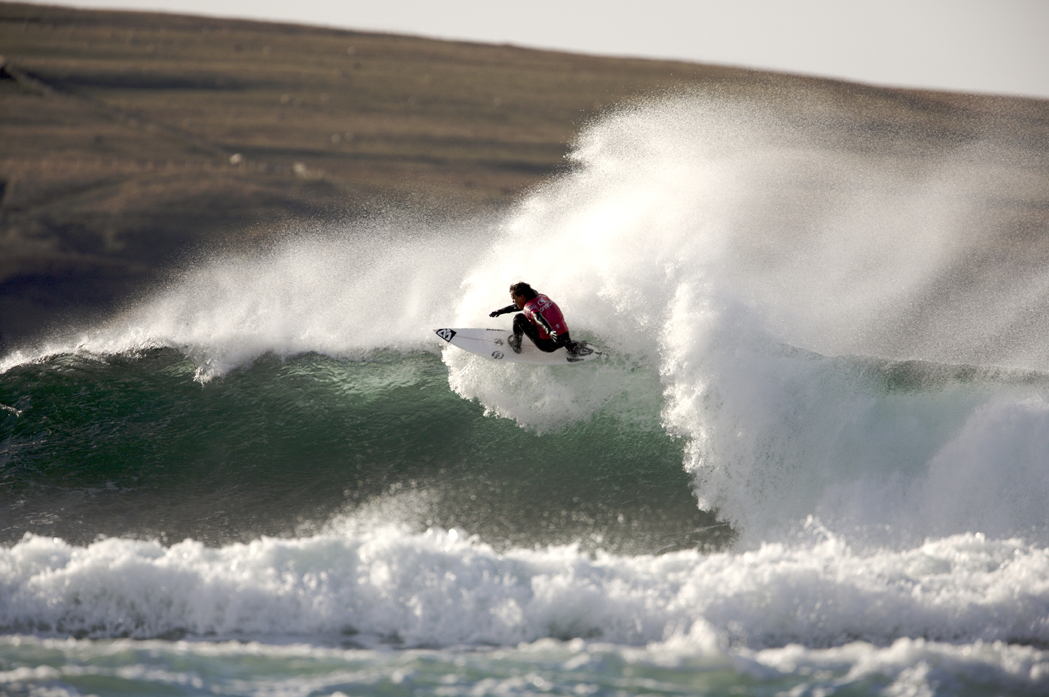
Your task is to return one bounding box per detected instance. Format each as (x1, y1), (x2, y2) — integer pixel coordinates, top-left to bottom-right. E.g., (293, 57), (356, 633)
(2, 92), (1049, 695)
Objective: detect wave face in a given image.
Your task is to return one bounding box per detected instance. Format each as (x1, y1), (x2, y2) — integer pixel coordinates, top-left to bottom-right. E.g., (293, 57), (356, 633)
(3, 91), (1049, 695)
(0, 348), (712, 552)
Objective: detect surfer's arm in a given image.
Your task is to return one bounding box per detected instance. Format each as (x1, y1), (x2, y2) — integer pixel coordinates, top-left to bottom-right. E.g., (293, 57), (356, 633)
(489, 304), (519, 318)
(533, 311), (556, 338)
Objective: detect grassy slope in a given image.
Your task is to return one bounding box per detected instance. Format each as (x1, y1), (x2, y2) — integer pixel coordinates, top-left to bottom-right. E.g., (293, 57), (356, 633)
(1, 1), (1048, 344)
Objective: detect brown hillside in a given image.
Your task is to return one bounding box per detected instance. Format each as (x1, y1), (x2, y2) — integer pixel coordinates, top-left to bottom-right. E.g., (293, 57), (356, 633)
(2, 2), (1048, 345)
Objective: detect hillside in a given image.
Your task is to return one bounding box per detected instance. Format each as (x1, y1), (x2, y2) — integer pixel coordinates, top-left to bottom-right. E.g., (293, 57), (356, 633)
(2, 2), (1048, 345)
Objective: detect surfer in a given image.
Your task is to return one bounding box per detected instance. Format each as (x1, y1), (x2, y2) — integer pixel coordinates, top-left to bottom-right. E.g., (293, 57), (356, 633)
(489, 282), (582, 356)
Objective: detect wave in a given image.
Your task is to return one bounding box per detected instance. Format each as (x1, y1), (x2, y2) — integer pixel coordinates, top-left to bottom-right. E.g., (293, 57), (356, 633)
(0, 348), (720, 552)
(3, 91), (1049, 553)
(2, 525), (1048, 649)
(4, 632), (1049, 697)
(3, 343), (1049, 553)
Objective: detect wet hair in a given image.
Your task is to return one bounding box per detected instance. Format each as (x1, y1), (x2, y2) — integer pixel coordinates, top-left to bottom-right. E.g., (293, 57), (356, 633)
(509, 282), (538, 300)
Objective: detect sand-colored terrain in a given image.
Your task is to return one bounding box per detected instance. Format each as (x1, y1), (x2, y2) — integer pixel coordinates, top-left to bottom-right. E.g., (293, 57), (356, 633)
(2, 2), (1048, 344)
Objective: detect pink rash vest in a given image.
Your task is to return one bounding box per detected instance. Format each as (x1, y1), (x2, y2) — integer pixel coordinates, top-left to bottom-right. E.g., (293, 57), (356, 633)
(522, 294), (568, 339)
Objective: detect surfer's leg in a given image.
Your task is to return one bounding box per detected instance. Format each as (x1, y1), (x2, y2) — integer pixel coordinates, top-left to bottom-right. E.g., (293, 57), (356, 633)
(511, 314), (532, 353)
(532, 334), (560, 352)
(513, 314), (559, 352)
(534, 337), (560, 352)
(558, 333), (589, 359)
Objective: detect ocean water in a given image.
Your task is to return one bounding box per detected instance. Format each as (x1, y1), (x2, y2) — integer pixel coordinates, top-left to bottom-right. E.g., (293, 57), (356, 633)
(3, 92), (1049, 696)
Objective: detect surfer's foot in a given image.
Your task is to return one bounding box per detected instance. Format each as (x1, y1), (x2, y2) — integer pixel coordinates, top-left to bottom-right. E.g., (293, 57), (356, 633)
(508, 334), (522, 353)
(565, 341), (588, 362)
(566, 341), (592, 362)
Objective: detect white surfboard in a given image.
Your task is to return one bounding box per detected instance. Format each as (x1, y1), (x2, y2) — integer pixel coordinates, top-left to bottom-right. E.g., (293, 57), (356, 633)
(434, 328), (602, 365)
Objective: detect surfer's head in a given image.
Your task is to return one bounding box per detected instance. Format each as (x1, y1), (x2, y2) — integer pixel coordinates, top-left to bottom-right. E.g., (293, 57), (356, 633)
(510, 282), (537, 299)
(509, 282), (537, 308)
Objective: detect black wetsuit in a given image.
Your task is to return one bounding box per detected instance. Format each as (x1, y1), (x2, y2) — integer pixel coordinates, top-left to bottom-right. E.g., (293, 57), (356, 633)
(490, 303), (576, 353)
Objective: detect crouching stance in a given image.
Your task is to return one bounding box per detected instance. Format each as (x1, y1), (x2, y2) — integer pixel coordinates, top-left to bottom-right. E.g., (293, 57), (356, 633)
(489, 282), (582, 355)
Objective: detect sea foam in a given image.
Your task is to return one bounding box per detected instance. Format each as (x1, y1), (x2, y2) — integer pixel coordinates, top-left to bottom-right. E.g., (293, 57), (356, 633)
(2, 527), (1049, 649)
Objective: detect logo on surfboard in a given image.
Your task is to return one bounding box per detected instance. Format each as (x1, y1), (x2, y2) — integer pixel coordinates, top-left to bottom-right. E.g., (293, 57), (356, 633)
(435, 328), (457, 342)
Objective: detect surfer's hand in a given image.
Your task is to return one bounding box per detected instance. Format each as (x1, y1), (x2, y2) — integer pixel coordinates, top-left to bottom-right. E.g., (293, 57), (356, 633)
(548, 330), (558, 341)
(489, 310), (500, 318)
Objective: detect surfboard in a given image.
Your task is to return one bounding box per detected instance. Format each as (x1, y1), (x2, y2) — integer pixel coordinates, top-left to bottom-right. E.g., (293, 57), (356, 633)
(434, 328), (602, 365)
